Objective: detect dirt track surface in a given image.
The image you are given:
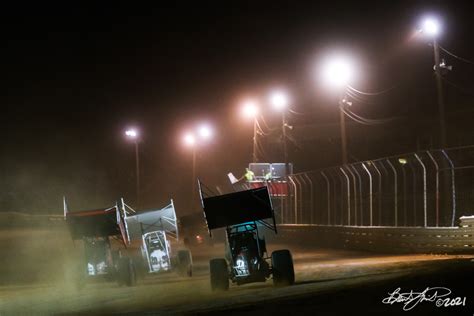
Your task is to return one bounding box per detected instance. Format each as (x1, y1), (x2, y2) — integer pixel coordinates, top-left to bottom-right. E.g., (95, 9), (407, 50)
(1, 239), (473, 315)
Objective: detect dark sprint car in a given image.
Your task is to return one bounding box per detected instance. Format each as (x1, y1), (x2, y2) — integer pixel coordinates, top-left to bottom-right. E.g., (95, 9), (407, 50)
(64, 198), (137, 287)
(198, 181), (295, 290)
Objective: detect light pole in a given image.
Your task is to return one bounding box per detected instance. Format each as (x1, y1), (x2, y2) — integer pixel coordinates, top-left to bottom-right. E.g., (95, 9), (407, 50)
(269, 90), (291, 220)
(241, 100), (260, 163)
(339, 98), (348, 165)
(421, 17), (447, 148)
(270, 90), (290, 174)
(321, 55), (355, 165)
(125, 128), (140, 207)
(183, 132), (197, 208)
(183, 123), (213, 210)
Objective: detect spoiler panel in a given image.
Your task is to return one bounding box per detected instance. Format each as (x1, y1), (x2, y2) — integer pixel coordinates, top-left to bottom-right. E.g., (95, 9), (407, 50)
(202, 186), (273, 230)
(65, 204), (128, 245)
(125, 201), (178, 241)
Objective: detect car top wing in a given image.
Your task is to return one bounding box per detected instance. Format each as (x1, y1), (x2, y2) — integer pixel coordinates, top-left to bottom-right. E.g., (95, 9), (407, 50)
(198, 182), (275, 230)
(124, 199), (178, 242)
(63, 197), (128, 246)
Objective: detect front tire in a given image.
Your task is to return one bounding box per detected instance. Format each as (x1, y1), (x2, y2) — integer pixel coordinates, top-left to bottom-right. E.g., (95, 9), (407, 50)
(271, 250), (295, 286)
(209, 258), (229, 291)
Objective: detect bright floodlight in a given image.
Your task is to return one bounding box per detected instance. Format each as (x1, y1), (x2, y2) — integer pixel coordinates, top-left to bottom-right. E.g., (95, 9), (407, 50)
(321, 55), (355, 88)
(398, 158), (407, 165)
(241, 100), (259, 119)
(421, 17), (440, 37)
(125, 128), (138, 139)
(270, 91), (289, 111)
(198, 124), (213, 140)
(183, 133), (196, 147)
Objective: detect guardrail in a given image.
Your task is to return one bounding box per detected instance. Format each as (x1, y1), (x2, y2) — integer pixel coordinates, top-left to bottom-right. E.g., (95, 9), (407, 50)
(278, 222), (474, 254)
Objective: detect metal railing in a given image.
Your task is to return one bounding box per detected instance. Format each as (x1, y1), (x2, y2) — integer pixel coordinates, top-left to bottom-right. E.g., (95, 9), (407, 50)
(281, 145), (474, 228)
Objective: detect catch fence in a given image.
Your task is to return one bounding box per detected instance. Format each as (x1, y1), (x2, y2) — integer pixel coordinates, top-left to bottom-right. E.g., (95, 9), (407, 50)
(281, 146), (474, 228)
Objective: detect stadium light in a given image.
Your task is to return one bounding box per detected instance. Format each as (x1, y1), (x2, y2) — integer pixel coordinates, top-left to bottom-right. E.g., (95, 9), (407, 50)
(241, 100), (259, 119)
(269, 90), (289, 111)
(319, 53), (357, 164)
(321, 55), (355, 89)
(198, 124), (213, 140)
(240, 99), (260, 162)
(124, 127), (140, 207)
(421, 17), (441, 37)
(398, 158), (407, 165)
(183, 132), (196, 147)
(417, 15), (447, 147)
(125, 128), (138, 139)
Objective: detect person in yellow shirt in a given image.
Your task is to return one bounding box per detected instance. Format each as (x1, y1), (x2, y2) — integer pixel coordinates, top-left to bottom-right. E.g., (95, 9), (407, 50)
(239, 168), (255, 182)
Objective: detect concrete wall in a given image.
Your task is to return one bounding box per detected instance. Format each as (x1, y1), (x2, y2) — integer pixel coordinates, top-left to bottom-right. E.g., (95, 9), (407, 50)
(278, 217), (474, 254)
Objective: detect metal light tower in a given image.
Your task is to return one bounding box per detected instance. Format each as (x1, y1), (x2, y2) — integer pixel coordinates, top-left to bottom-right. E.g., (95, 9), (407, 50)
(241, 100), (260, 163)
(125, 128), (140, 207)
(339, 99), (348, 165)
(270, 90), (290, 173)
(183, 123), (213, 210)
(183, 132), (197, 208)
(321, 55), (355, 164)
(421, 17), (447, 147)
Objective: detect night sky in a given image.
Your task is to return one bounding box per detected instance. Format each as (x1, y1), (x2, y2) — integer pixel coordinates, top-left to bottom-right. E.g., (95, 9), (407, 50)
(1, 1), (473, 214)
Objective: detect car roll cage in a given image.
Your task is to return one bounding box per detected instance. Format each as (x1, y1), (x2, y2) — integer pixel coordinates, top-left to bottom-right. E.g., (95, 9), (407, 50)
(121, 199), (179, 273)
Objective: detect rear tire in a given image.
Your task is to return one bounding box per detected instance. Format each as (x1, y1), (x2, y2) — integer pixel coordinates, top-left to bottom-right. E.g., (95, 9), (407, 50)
(177, 249), (193, 277)
(117, 257), (136, 287)
(271, 250), (295, 286)
(209, 258), (229, 291)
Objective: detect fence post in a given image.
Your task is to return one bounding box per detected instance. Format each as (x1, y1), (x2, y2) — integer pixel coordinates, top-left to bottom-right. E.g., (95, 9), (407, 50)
(329, 169), (337, 225)
(407, 160), (418, 226)
(377, 160), (390, 225)
(296, 175), (305, 224)
(336, 168), (345, 226)
(362, 162), (373, 226)
(401, 162), (408, 226)
(288, 176), (298, 224)
(370, 161), (382, 226)
(340, 167), (351, 225)
(345, 165), (358, 226)
(321, 171), (330, 225)
(329, 170), (338, 225)
(351, 164), (363, 226)
(304, 173), (314, 224)
(441, 150), (457, 227)
(386, 159), (398, 227)
(426, 151), (440, 227)
(414, 153), (427, 227)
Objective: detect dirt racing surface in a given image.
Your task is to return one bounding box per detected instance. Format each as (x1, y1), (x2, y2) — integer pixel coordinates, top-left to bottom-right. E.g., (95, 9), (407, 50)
(0, 224), (473, 316)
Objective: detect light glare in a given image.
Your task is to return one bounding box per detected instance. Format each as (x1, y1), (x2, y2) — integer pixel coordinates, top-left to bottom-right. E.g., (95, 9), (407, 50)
(422, 17), (440, 37)
(125, 129), (138, 139)
(270, 91), (289, 111)
(398, 158), (407, 165)
(198, 124), (212, 139)
(322, 56), (354, 88)
(183, 133), (195, 147)
(242, 100), (259, 119)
